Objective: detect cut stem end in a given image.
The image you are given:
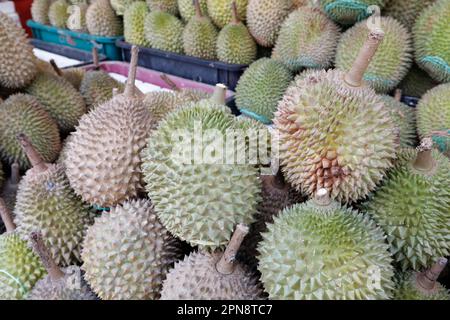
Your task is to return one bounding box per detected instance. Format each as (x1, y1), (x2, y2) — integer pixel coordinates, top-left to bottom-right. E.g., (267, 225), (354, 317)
(216, 224), (249, 275)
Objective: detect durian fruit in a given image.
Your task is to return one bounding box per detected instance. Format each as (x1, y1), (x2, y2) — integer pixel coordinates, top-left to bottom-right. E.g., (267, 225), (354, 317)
(31, 0), (52, 24)
(14, 134), (92, 266)
(178, 0), (207, 22)
(398, 64), (439, 98)
(0, 13), (38, 89)
(394, 258), (450, 300)
(82, 199), (182, 300)
(413, 0), (450, 83)
(364, 139), (450, 271)
(0, 163), (21, 212)
(335, 16), (412, 94)
(384, 0), (436, 30)
(216, 2), (257, 65)
(144, 11), (184, 54)
(26, 73), (87, 133)
(66, 2), (88, 32)
(146, 0), (179, 16)
(182, 0), (219, 60)
(86, 0), (123, 36)
(28, 232), (96, 300)
(319, 0), (387, 26)
(0, 94), (61, 170)
(161, 224), (264, 300)
(79, 70), (125, 110)
(48, 0), (70, 28)
(258, 189), (395, 300)
(290, 0), (309, 10)
(65, 47), (156, 208)
(235, 58), (293, 123)
(124, 1), (150, 47)
(0, 199), (46, 300)
(141, 100), (261, 249)
(59, 68), (86, 91)
(207, 0), (247, 29)
(246, 0), (291, 48)
(110, 0), (137, 16)
(274, 30), (398, 203)
(272, 7), (341, 72)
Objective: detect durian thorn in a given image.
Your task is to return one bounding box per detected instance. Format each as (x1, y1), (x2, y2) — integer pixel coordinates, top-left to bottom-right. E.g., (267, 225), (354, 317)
(112, 87), (119, 97)
(344, 29), (385, 88)
(16, 133), (48, 172)
(193, 0), (203, 19)
(413, 138), (434, 172)
(216, 224), (249, 275)
(313, 188), (332, 206)
(92, 45), (99, 69)
(49, 59), (63, 77)
(10, 162), (20, 185)
(0, 198), (16, 232)
(211, 84), (227, 105)
(416, 258), (448, 291)
(30, 232), (65, 281)
(124, 45), (139, 98)
(230, 1), (240, 24)
(394, 89), (402, 102)
(160, 73), (180, 91)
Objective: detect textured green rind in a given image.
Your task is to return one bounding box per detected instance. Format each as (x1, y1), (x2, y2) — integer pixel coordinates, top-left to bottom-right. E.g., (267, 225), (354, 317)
(26, 73), (87, 133)
(320, 0), (387, 25)
(161, 251), (264, 299)
(48, 0), (69, 28)
(178, 0), (207, 22)
(364, 149), (450, 271)
(86, 0), (123, 37)
(335, 17), (412, 94)
(146, 0), (179, 15)
(217, 22), (257, 65)
(207, 0), (248, 29)
(31, 0), (52, 24)
(272, 7), (341, 72)
(0, 233), (46, 300)
(14, 164), (92, 266)
(144, 11), (184, 54)
(124, 1), (150, 47)
(258, 200), (395, 300)
(62, 68), (86, 90)
(141, 103), (260, 249)
(79, 71), (125, 110)
(235, 58), (293, 121)
(398, 65), (439, 98)
(82, 199), (183, 300)
(0, 94), (61, 170)
(274, 69), (397, 203)
(393, 271), (450, 300)
(413, 0), (450, 83)
(182, 16), (218, 60)
(0, 13), (37, 89)
(110, 0), (138, 16)
(384, 0), (436, 30)
(379, 95), (417, 148)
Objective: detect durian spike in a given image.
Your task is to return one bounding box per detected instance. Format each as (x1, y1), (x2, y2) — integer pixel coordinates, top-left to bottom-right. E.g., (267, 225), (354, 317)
(160, 73), (180, 91)
(216, 224), (249, 275)
(344, 29), (385, 88)
(16, 133), (48, 172)
(230, 1), (240, 25)
(394, 89), (402, 102)
(193, 0), (203, 19)
(211, 84), (227, 105)
(313, 188), (332, 206)
(30, 232), (65, 280)
(413, 138), (434, 172)
(49, 59), (63, 77)
(416, 258), (448, 291)
(10, 162), (20, 185)
(112, 87), (119, 97)
(0, 198), (16, 232)
(124, 45), (139, 98)
(92, 46), (99, 69)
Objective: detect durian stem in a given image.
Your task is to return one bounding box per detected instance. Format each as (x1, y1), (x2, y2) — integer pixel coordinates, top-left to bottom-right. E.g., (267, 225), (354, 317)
(193, 0), (202, 18)
(413, 138), (434, 172)
(30, 232), (65, 281)
(16, 134), (48, 172)
(0, 198), (16, 232)
(211, 84), (227, 105)
(49, 59), (63, 77)
(92, 46), (99, 69)
(160, 74), (180, 91)
(124, 45), (139, 98)
(394, 89), (402, 102)
(230, 1), (240, 24)
(10, 162), (20, 185)
(216, 224), (249, 275)
(313, 188), (332, 206)
(344, 29), (385, 88)
(417, 258), (448, 291)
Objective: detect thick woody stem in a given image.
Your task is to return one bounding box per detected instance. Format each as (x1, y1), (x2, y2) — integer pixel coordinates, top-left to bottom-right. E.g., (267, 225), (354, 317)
(16, 134), (48, 172)
(216, 224), (249, 275)
(92, 46), (99, 68)
(0, 198), (16, 232)
(416, 258), (448, 291)
(160, 74), (179, 91)
(394, 89), (402, 102)
(344, 29), (385, 88)
(313, 188), (332, 206)
(231, 2), (240, 24)
(211, 84), (227, 105)
(49, 59), (63, 77)
(30, 232), (65, 280)
(193, 0), (202, 18)
(124, 46), (139, 98)
(413, 138), (434, 172)
(10, 162), (20, 185)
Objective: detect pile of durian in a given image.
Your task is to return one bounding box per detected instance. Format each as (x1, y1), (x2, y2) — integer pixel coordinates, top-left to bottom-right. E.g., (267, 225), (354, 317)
(1, 0), (450, 300)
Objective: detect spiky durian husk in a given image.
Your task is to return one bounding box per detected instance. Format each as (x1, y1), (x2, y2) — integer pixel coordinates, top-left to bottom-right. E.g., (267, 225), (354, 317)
(206, 0), (248, 29)
(62, 68), (86, 90)
(31, 0), (52, 24)
(413, 0), (450, 83)
(0, 232), (46, 299)
(384, 0), (436, 30)
(246, 0), (291, 48)
(57, 134), (74, 166)
(398, 64), (439, 98)
(161, 251), (264, 300)
(335, 17), (412, 94)
(217, 22), (257, 65)
(272, 7), (341, 72)
(82, 199), (182, 300)
(364, 148), (450, 271)
(274, 69), (397, 203)
(65, 95), (155, 207)
(110, 0), (138, 16)
(0, 94), (61, 170)
(14, 164), (92, 266)
(144, 11), (184, 54)
(178, 0), (207, 22)
(141, 103), (260, 249)
(182, 16), (218, 60)
(393, 271), (450, 300)
(66, 3), (88, 32)
(235, 58), (293, 122)
(124, 1), (150, 47)
(146, 0), (179, 15)
(319, 0), (387, 26)
(379, 95), (417, 148)
(0, 13), (37, 89)
(34, 58), (57, 76)
(25, 73), (87, 133)
(48, 0), (70, 28)
(86, 0), (123, 36)
(258, 200), (395, 300)
(79, 70), (124, 110)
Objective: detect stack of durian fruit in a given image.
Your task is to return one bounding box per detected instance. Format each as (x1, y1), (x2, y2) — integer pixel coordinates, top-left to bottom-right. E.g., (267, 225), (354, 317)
(1, 0), (449, 300)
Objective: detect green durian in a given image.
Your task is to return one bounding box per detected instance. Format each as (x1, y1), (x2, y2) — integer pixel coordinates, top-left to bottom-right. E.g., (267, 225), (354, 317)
(61, 68), (86, 90)
(207, 0), (247, 29)
(31, 0), (52, 24)
(146, 0), (179, 15)
(144, 11), (184, 54)
(124, 1), (150, 47)
(398, 64), (439, 98)
(319, 0), (387, 26)
(110, 0), (138, 16)
(86, 0), (123, 36)
(79, 70), (125, 110)
(384, 0), (436, 30)
(178, 0), (207, 22)
(48, 0), (70, 28)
